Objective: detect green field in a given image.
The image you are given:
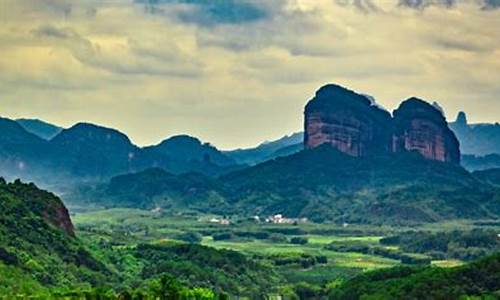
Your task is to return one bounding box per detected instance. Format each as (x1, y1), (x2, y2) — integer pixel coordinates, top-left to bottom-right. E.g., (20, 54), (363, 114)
(72, 208), (491, 290)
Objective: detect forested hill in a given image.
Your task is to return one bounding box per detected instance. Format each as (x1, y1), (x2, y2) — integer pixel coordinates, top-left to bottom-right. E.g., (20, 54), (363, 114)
(330, 253), (500, 299)
(70, 145), (500, 224)
(0, 178), (280, 297)
(0, 178), (110, 295)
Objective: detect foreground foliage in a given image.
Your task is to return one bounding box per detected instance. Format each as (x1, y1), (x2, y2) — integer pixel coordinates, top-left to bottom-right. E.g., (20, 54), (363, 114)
(330, 253), (500, 299)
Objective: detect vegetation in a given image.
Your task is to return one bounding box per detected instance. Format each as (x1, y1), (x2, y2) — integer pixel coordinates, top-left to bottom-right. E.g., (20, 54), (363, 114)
(68, 146), (500, 225)
(380, 229), (500, 261)
(330, 253), (500, 299)
(1, 178), (499, 298)
(0, 179), (111, 294)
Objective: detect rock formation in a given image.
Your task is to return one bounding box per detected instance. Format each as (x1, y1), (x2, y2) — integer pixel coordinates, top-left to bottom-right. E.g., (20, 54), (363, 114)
(392, 98), (460, 164)
(304, 85), (460, 164)
(304, 84), (392, 157)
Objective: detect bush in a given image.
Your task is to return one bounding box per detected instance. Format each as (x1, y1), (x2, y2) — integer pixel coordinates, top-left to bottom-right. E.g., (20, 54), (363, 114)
(268, 234), (288, 243)
(212, 233), (234, 241)
(0, 247), (18, 265)
(290, 237), (308, 245)
(175, 232), (203, 244)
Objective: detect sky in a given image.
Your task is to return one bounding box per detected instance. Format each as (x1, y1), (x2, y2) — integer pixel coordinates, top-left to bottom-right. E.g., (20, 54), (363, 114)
(1, 0), (499, 150)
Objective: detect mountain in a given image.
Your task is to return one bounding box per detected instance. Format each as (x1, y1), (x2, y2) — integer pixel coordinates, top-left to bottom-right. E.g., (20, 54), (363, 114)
(0, 178), (278, 297)
(227, 110), (499, 168)
(81, 168), (226, 210)
(462, 154), (500, 171)
(304, 84), (392, 156)
(0, 178), (110, 294)
(392, 98), (460, 164)
(49, 122), (150, 179)
(330, 253), (500, 299)
(222, 146), (497, 223)
(69, 83), (498, 224)
(225, 132), (303, 165)
(449, 111), (500, 156)
(0, 119), (241, 187)
(16, 118), (63, 140)
(143, 135), (242, 176)
(0, 117), (53, 179)
(73, 145), (500, 224)
(146, 135), (236, 167)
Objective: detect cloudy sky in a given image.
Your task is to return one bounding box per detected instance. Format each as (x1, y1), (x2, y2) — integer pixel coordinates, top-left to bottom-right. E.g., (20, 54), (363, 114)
(1, 0), (499, 149)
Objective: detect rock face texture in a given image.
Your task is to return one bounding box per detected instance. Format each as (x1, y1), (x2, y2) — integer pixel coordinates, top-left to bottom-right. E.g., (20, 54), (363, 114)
(48, 203), (75, 237)
(304, 84), (392, 157)
(393, 98), (460, 164)
(304, 85), (460, 164)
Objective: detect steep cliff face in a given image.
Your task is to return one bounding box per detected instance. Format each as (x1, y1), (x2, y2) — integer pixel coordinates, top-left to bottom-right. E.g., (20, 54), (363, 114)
(393, 98), (460, 164)
(304, 85), (460, 164)
(304, 84), (392, 157)
(0, 179), (75, 236)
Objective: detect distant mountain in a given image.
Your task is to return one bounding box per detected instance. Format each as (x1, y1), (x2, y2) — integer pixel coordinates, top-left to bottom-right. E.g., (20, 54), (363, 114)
(73, 146), (500, 224)
(225, 132), (303, 165)
(225, 111), (500, 168)
(16, 118), (62, 140)
(0, 118), (240, 187)
(50, 122), (149, 179)
(146, 135), (236, 167)
(0, 117), (53, 179)
(450, 112), (500, 156)
(142, 135), (242, 176)
(462, 154), (500, 171)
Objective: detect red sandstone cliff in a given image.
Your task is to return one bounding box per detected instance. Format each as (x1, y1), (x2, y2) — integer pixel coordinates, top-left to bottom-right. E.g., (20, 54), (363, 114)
(303, 85), (460, 164)
(304, 84), (392, 157)
(392, 98), (460, 164)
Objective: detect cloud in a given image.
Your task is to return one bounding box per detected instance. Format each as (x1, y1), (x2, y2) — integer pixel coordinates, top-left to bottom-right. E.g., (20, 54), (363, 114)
(336, 0), (380, 13)
(398, 0), (457, 9)
(134, 0), (270, 25)
(30, 23), (203, 78)
(1, 0), (500, 149)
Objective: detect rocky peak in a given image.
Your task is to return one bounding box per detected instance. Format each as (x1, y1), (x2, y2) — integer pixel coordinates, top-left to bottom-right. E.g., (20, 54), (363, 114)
(3, 179), (75, 236)
(393, 97), (460, 164)
(304, 84), (392, 157)
(455, 111), (468, 126)
(303, 85), (460, 164)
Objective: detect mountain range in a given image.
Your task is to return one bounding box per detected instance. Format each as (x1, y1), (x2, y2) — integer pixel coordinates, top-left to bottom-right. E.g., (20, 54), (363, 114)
(2, 105), (499, 189)
(62, 83), (500, 225)
(0, 118), (242, 189)
(69, 145), (500, 224)
(225, 111), (500, 169)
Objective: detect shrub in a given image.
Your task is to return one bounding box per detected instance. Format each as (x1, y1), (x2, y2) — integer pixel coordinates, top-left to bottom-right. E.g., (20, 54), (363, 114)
(175, 232), (203, 244)
(290, 237), (308, 245)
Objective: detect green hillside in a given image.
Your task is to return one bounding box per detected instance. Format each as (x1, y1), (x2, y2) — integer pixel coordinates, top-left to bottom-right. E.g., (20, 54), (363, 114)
(223, 146), (497, 223)
(330, 253), (500, 299)
(0, 179), (111, 296)
(70, 146), (500, 224)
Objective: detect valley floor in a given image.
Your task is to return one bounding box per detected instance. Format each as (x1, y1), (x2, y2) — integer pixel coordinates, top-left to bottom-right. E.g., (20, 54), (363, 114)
(70, 208), (499, 296)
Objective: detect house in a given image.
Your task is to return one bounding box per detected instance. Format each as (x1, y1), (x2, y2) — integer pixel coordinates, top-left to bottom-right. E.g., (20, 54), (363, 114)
(265, 214), (308, 224)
